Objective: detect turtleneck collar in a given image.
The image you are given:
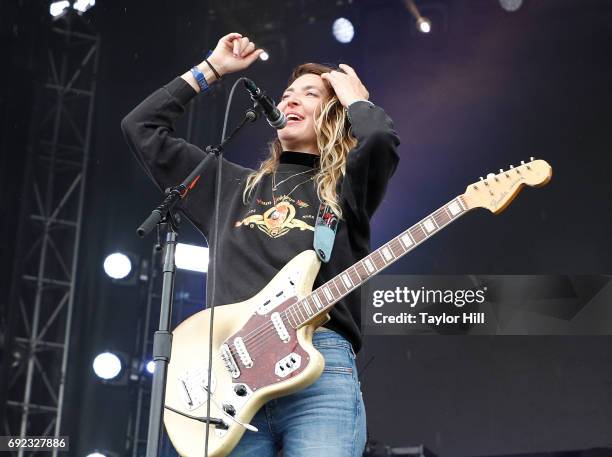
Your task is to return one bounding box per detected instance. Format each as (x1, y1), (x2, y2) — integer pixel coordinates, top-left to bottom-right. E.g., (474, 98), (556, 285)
(279, 151), (320, 168)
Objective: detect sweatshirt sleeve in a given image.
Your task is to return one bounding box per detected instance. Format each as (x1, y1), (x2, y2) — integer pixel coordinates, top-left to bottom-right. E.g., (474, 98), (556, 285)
(342, 100), (400, 220)
(121, 77), (239, 237)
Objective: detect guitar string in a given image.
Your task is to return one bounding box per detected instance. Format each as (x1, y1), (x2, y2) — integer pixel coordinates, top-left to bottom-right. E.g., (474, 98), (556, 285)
(225, 205), (461, 362)
(228, 216), (456, 362)
(226, 207), (458, 361)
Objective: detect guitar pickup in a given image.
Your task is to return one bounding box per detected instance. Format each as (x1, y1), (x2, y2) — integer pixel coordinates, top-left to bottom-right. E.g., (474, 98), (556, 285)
(274, 353), (301, 378)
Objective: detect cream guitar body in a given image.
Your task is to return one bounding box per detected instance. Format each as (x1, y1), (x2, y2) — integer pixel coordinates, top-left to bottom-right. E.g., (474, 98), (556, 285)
(164, 159), (553, 457)
(165, 250), (330, 457)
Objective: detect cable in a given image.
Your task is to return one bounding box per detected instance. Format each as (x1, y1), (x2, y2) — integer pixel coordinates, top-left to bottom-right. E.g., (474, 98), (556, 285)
(203, 76), (248, 457)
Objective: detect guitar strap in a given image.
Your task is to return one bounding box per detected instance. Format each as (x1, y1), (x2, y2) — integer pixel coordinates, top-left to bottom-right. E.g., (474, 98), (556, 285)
(314, 203), (339, 263)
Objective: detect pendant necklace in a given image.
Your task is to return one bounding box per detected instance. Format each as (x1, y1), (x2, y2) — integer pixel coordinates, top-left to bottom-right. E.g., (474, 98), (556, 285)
(270, 171), (316, 220)
(272, 168), (314, 191)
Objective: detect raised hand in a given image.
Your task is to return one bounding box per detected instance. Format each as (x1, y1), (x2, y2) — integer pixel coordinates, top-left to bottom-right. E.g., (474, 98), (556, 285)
(207, 32), (264, 77)
(320, 64), (369, 108)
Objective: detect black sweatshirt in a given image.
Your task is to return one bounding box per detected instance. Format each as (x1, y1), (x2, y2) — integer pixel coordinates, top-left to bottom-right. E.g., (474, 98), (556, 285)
(121, 77), (400, 353)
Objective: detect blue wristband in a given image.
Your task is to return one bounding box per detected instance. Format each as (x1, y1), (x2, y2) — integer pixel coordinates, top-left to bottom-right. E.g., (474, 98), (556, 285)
(190, 66), (209, 92)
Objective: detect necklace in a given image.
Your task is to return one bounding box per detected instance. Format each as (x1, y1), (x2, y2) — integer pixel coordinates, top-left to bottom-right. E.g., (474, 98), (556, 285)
(272, 168), (314, 191)
(270, 171), (316, 220)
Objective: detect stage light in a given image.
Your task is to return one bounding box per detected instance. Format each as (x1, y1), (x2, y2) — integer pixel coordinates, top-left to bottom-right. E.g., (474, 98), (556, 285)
(73, 0), (95, 13)
(175, 243), (209, 273)
(259, 51), (270, 61)
(49, 1), (70, 17)
(85, 451), (119, 457)
(146, 360), (155, 374)
(332, 18), (355, 44)
(417, 17), (431, 33)
(103, 252), (132, 279)
(499, 0), (523, 12)
(92, 352), (123, 380)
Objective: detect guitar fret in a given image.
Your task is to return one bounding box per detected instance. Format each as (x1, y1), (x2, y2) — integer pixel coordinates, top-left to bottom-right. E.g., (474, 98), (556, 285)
(341, 273), (353, 289)
(286, 308), (297, 328)
(364, 258), (376, 274)
(296, 304), (306, 322)
(381, 245), (395, 262)
(302, 299), (313, 316)
(422, 217), (437, 233)
(354, 264), (367, 281)
(292, 306), (302, 325)
(444, 208), (454, 222)
(400, 232), (414, 249)
(296, 302), (312, 317)
(373, 250), (386, 270)
(320, 288), (330, 305)
(447, 199), (462, 216)
(323, 286), (334, 302)
(331, 278), (345, 296)
(411, 224), (427, 243)
(312, 293), (324, 310)
(348, 267), (359, 285)
(390, 239), (404, 256)
(436, 209), (451, 226)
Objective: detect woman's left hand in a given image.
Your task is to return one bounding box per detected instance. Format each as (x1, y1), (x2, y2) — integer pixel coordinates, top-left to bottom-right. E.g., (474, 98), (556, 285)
(320, 63), (370, 108)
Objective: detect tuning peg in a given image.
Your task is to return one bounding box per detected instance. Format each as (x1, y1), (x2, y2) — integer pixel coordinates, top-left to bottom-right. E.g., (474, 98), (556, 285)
(499, 168), (504, 173)
(509, 165), (514, 169)
(530, 156), (535, 161)
(479, 176), (484, 181)
(521, 160), (525, 165)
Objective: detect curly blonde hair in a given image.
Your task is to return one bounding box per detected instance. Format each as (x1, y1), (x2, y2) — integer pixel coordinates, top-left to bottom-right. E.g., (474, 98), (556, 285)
(242, 63), (358, 218)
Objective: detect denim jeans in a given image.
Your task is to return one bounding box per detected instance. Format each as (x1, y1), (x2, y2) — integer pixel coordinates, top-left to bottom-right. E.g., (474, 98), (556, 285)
(228, 329), (367, 457)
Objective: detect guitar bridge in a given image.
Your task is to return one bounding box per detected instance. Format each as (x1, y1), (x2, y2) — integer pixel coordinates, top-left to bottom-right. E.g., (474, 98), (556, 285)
(220, 344), (241, 378)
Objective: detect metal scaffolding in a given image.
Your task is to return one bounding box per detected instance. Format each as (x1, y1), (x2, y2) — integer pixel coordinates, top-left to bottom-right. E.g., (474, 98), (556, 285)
(4, 11), (99, 456)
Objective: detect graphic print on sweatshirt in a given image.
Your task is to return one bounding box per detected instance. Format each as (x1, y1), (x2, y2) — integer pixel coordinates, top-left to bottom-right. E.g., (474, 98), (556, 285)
(234, 196), (315, 238)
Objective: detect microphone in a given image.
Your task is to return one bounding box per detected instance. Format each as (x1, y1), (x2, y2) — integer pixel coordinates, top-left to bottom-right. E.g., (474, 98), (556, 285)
(243, 78), (287, 129)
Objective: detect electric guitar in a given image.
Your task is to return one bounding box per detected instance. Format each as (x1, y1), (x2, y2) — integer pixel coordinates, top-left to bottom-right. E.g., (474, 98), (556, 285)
(164, 158), (552, 457)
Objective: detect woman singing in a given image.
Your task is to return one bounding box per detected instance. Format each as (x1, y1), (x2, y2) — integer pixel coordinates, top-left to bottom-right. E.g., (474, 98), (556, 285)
(121, 32), (400, 457)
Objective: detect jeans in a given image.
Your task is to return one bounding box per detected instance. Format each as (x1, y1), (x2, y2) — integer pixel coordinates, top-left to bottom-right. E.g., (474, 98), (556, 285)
(228, 329), (367, 457)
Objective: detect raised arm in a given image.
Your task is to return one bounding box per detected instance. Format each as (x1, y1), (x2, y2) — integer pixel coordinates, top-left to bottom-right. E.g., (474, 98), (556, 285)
(120, 33), (263, 235)
(322, 64), (400, 220)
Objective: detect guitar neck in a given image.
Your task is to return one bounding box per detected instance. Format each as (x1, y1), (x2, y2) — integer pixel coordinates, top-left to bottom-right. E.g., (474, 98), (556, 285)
(284, 195), (472, 329)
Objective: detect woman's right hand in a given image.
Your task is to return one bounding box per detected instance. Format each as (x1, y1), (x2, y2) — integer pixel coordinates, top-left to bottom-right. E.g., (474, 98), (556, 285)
(207, 33), (263, 77)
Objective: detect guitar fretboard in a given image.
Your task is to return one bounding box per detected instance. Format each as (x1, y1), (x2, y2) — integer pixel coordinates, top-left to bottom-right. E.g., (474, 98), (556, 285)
(282, 195), (470, 328)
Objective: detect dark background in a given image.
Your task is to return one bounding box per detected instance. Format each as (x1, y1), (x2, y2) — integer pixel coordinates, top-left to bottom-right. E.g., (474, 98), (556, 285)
(2, 0), (611, 456)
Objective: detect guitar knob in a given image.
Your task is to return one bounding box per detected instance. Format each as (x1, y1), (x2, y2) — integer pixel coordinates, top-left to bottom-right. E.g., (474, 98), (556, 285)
(223, 403), (236, 417)
(234, 384), (248, 397)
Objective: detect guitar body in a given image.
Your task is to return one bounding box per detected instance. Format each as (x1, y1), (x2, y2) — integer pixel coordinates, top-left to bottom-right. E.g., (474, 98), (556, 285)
(164, 250), (329, 457)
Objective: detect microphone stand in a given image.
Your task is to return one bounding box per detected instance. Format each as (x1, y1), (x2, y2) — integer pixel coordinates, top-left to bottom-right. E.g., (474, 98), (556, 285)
(138, 106), (259, 457)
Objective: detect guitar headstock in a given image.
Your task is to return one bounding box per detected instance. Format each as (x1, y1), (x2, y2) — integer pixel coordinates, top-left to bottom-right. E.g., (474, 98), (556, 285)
(463, 158), (552, 214)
